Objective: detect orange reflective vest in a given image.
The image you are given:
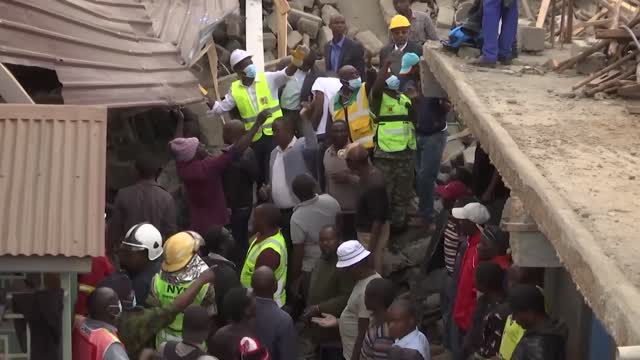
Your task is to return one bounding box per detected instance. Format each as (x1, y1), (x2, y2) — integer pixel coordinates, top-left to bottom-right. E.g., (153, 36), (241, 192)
(73, 316), (123, 360)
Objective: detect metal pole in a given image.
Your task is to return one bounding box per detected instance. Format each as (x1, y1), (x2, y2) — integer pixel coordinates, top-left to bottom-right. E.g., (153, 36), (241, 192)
(61, 272), (73, 360)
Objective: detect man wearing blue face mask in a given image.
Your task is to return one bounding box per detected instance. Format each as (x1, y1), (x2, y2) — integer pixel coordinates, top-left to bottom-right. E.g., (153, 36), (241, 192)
(369, 50), (417, 235)
(209, 47), (309, 190)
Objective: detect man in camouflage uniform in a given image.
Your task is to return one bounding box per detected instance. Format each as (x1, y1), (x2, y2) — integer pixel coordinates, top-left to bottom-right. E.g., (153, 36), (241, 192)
(97, 269), (215, 359)
(369, 50), (417, 234)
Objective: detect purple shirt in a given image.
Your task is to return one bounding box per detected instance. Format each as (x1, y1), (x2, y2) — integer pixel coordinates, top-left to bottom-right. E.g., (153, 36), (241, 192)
(176, 148), (237, 234)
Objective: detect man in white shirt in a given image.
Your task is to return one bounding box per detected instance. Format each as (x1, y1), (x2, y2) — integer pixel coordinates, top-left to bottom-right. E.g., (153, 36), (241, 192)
(311, 240), (381, 360)
(209, 47), (308, 189)
(259, 103), (319, 266)
(388, 299), (431, 360)
(308, 76), (343, 141)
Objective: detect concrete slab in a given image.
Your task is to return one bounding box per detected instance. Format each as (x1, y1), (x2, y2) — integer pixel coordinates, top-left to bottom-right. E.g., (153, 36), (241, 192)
(423, 43), (640, 344)
(321, 5), (341, 26)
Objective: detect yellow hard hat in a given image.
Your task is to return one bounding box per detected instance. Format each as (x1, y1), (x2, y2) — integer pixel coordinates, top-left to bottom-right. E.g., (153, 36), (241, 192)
(162, 231), (203, 272)
(389, 15), (411, 30)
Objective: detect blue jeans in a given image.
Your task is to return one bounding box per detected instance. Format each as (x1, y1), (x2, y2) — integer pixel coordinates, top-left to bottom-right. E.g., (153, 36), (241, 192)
(481, 0), (519, 62)
(416, 131), (448, 221)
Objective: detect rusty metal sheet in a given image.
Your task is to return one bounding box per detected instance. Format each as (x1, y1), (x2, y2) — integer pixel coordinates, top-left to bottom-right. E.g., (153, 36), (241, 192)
(0, 0), (239, 107)
(0, 105), (107, 257)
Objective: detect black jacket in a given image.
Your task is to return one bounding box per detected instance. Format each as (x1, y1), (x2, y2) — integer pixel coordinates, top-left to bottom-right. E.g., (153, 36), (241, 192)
(324, 36), (366, 76)
(379, 41), (424, 75)
(511, 318), (568, 360)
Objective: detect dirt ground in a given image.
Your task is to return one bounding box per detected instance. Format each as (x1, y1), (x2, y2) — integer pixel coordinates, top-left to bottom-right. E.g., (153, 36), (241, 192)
(442, 49), (640, 285)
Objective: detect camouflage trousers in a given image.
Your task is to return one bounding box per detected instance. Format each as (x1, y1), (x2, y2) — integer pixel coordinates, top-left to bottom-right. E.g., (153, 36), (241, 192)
(374, 154), (416, 228)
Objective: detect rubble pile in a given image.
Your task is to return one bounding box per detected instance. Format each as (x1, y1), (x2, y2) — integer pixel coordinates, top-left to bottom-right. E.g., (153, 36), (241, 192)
(549, 0), (640, 98)
(212, 0), (439, 74)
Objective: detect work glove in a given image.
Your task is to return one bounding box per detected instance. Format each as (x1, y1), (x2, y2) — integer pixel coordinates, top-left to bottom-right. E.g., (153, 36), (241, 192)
(291, 45), (310, 67)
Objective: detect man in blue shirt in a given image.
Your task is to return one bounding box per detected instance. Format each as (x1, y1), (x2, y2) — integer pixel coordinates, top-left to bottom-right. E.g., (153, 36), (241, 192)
(324, 15), (365, 76)
(399, 53), (451, 231)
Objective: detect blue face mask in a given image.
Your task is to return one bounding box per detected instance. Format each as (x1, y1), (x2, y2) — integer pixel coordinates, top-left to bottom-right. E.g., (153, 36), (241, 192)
(244, 63), (257, 78)
(386, 75), (401, 90)
(348, 77), (362, 90)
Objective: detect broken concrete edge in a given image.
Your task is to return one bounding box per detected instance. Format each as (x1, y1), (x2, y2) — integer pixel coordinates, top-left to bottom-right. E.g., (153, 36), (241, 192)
(423, 46), (640, 345)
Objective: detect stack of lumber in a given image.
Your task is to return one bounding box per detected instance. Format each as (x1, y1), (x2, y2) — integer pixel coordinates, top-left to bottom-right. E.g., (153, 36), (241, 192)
(551, 8), (640, 98)
(535, 0), (639, 46)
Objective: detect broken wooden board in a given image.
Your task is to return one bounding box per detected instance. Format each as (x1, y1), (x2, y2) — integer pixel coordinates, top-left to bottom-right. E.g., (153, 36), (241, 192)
(596, 28), (640, 40)
(537, 0), (552, 28)
(618, 83), (640, 98)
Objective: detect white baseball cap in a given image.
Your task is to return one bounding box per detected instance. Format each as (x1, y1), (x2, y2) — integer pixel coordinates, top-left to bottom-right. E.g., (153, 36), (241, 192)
(230, 49), (253, 69)
(452, 202), (491, 224)
(336, 240), (371, 268)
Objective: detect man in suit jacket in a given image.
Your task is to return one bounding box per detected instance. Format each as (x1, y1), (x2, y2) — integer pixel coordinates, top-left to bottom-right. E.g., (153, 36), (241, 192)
(324, 15), (366, 77)
(380, 15), (424, 75)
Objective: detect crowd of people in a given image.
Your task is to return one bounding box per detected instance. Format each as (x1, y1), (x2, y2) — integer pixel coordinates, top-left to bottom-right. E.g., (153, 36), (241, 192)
(75, 1), (569, 360)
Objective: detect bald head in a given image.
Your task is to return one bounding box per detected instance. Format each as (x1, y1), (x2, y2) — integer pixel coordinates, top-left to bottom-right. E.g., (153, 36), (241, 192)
(346, 144), (369, 173)
(223, 119), (246, 144)
(252, 266), (277, 298)
(88, 287), (120, 324)
(253, 203), (282, 233)
(338, 65), (359, 81)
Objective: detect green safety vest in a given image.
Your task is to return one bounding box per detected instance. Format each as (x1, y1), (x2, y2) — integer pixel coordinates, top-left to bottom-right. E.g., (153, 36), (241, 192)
(152, 275), (209, 348)
(373, 92), (416, 153)
(231, 73), (283, 142)
(240, 231), (288, 307)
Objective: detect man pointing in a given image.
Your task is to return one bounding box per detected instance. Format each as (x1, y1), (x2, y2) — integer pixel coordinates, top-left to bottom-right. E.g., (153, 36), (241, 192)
(209, 46), (310, 188)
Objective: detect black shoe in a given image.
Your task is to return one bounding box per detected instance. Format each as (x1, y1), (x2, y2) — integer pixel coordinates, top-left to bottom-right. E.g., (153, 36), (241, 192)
(499, 57), (513, 65)
(469, 58), (497, 68)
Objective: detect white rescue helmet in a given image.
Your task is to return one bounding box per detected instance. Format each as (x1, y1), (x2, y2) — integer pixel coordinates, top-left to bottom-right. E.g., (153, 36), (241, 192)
(123, 223), (163, 261)
(230, 49), (252, 70)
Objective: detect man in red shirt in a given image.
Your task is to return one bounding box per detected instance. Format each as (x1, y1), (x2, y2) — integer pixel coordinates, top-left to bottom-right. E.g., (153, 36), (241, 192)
(451, 202), (492, 334)
(170, 110), (269, 235)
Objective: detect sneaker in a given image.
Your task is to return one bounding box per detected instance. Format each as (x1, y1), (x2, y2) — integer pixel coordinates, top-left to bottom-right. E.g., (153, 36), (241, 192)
(469, 58), (497, 68)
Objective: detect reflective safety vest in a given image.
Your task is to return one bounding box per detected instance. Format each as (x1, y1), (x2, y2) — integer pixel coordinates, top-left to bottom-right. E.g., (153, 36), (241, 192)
(152, 275), (209, 348)
(231, 73), (283, 142)
(240, 231), (288, 307)
(373, 92), (416, 153)
(331, 84), (375, 149)
(73, 316), (122, 360)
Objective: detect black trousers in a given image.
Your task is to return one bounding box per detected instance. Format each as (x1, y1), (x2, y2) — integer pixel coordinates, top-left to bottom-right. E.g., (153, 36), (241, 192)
(250, 134), (276, 188)
(227, 207), (252, 268)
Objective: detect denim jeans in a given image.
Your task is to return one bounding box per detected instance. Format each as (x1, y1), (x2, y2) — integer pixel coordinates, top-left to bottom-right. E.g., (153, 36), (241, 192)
(416, 130), (448, 221)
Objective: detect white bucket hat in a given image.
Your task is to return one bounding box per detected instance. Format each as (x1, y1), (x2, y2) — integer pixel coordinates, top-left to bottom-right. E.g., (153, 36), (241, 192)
(336, 240), (371, 268)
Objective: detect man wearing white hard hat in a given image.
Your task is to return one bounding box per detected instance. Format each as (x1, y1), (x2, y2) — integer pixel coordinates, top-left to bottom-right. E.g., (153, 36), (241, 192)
(209, 46), (310, 188)
(311, 240), (380, 360)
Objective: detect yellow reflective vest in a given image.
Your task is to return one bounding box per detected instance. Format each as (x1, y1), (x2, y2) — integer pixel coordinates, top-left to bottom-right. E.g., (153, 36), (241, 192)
(231, 73), (283, 142)
(373, 92), (416, 153)
(331, 84), (375, 149)
(240, 231), (288, 307)
(152, 275), (209, 348)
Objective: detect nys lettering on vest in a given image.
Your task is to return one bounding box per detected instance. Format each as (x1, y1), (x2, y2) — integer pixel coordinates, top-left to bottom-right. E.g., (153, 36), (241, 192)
(165, 284), (187, 295)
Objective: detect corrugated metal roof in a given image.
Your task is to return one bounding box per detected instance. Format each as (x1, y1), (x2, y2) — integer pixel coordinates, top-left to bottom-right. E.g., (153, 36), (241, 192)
(0, 105), (107, 257)
(0, 0), (239, 107)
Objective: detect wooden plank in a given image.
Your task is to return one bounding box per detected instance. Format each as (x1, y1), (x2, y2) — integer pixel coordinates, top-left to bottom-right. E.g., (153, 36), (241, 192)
(0, 63), (34, 104)
(246, 0), (265, 71)
(619, 83), (640, 97)
(274, 0), (291, 58)
(574, 8), (608, 36)
(596, 28), (640, 39)
(537, 0), (552, 28)
(206, 39), (222, 102)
